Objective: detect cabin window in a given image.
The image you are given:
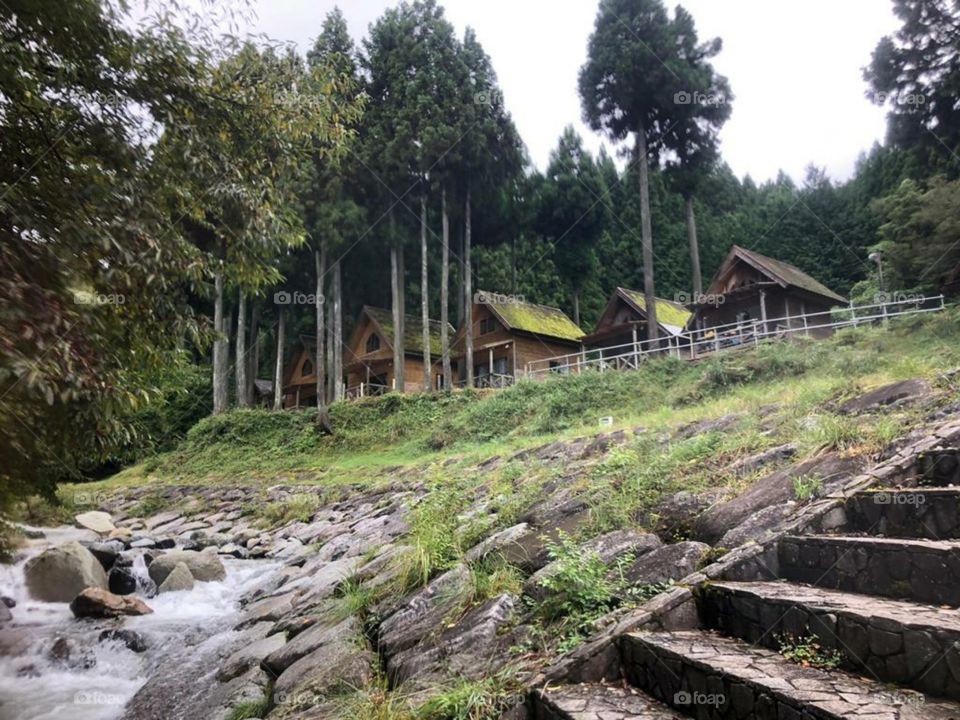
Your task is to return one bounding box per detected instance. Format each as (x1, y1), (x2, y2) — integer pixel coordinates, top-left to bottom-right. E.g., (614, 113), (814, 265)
(366, 333), (381, 353)
(480, 317), (496, 335)
(301, 358), (313, 377)
(493, 357), (508, 376)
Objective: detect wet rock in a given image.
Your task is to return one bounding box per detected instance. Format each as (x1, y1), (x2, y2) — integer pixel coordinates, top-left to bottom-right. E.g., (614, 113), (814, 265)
(0, 603), (11, 623)
(262, 615), (360, 676)
(129, 537), (159, 549)
(235, 591), (298, 630)
(99, 629), (148, 653)
(840, 379), (932, 414)
(272, 636), (374, 700)
(157, 562), (194, 594)
(617, 541), (712, 587)
(719, 503), (798, 548)
(49, 636), (97, 669)
(1, 596), (14, 608)
(148, 549), (225, 585)
(108, 565), (138, 596)
(216, 632), (286, 682)
(88, 540), (124, 571)
(24, 542), (108, 602)
(75, 511), (115, 535)
(70, 587), (153, 618)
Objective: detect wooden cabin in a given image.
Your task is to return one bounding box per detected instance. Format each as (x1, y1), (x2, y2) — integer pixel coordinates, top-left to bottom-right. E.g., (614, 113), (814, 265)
(584, 287), (692, 351)
(280, 336), (321, 408)
(689, 245), (846, 340)
(343, 306), (454, 395)
(452, 292), (584, 386)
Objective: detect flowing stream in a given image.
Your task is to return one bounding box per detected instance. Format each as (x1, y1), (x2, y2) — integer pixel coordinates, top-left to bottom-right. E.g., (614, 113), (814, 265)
(0, 526), (277, 720)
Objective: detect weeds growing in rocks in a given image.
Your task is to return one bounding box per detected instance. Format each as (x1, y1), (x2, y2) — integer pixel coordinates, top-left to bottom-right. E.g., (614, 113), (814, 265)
(778, 634), (844, 669)
(262, 493), (321, 525)
(792, 475), (824, 501)
(226, 697), (270, 720)
(417, 670), (522, 720)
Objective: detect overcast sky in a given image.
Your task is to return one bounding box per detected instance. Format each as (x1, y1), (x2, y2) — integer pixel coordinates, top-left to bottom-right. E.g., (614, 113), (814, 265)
(206, 0), (900, 184)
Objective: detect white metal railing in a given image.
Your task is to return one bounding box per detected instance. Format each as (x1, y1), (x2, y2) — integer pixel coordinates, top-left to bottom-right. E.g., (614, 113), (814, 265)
(525, 294), (947, 380)
(344, 382), (390, 400)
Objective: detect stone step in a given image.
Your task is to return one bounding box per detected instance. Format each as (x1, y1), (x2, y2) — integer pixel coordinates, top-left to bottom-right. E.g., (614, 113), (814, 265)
(845, 488), (960, 539)
(531, 684), (685, 720)
(697, 580), (960, 701)
(621, 629), (960, 719)
(778, 534), (960, 605)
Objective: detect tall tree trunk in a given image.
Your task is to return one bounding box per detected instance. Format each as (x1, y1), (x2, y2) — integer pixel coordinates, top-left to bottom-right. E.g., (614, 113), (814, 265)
(235, 290), (248, 407)
(326, 289), (335, 404)
(511, 236), (517, 294)
(572, 289), (581, 328)
(464, 186), (474, 388)
(212, 269), (229, 414)
(315, 247), (332, 433)
(333, 259), (343, 402)
(390, 211), (404, 393)
(247, 302), (259, 405)
(440, 187), (452, 390)
(456, 220), (465, 328)
(273, 308), (285, 411)
(420, 192), (431, 391)
(636, 124), (659, 343)
(686, 194), (702, 297)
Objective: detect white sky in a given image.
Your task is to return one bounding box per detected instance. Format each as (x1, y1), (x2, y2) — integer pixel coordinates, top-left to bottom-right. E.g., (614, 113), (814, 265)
(202, 0), (900, 184)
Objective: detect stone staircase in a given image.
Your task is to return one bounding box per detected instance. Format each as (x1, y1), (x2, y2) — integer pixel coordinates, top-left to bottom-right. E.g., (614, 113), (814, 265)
(530, 448), (960, 719)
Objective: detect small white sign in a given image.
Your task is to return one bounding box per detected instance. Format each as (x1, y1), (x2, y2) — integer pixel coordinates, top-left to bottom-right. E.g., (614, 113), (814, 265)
(599, 416), (614, 427)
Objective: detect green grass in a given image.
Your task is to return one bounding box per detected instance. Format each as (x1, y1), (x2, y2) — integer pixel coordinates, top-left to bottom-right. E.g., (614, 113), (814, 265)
(18, 311), (960, 528)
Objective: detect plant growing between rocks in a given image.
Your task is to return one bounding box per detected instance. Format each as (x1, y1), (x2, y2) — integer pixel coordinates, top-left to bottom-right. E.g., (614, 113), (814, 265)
(778, 634), (844, 670)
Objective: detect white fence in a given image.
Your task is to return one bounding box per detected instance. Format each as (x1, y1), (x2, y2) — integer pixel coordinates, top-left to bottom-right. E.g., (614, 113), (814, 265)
(525, 294), (947, 380)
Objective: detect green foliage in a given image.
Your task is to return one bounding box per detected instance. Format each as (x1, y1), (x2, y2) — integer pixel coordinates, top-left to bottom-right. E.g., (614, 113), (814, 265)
(262, 493), (321, 526)
(226, 698), (270, 720)
(417, 672), (521, 720)
(792, 475), (824, 502)
(396, 484), (467, 592)
(537, 533), (615, 623)
(778, 635), (844, 670)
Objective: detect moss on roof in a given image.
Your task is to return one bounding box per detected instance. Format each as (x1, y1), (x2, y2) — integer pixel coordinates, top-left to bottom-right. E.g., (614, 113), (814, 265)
(619, 288), (692, 332)
(365, 307), (452, 356)
(734, 246), (846, 303)
(478, 291), (584, 342)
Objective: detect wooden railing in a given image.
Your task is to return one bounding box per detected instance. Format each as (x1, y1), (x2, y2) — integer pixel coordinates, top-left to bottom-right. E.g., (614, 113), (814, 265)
(344, 382), (390, 400)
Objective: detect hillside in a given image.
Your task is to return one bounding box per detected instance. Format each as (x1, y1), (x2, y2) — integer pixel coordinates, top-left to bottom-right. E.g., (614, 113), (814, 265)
(8, 312), (960, 720)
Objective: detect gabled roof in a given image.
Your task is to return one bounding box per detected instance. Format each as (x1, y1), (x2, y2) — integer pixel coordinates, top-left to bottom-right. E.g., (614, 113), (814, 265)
(357, 306), (453, 357)
(709, 245), (846, 304)
(615, 287), (692, 336)
(477, 291), (584, 342)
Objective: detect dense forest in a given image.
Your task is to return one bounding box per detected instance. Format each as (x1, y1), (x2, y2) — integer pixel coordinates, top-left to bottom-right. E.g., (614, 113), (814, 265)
(2, 0), (959, 500)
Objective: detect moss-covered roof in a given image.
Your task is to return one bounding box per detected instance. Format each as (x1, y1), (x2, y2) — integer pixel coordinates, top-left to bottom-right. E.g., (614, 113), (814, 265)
(619, 288), (692, 334)
(364, 306), (452, 356)
(730, 246), (846, 303)
(478, 291), (584, 342)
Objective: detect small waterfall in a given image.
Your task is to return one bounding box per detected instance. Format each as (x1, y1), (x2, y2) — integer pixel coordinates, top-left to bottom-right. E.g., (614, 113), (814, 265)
(0, 526), (278, 720)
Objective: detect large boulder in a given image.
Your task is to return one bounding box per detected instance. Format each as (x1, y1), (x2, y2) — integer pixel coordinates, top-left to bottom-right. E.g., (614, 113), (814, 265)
(273, 640), (374, 701)
(108, 565), (138, 596)
(216, 632), (286, 682)
(839, 378), (932, 414)
(617, 541), (712, 587)
(24, 542), (108, 602)
(148, 550), (225, 585)
(694, 453), (861, 543)
(263, 615), (362, 676)
(157, 562), (194, 594)
(70, 587), (153, 618)
(75, 511), (115, 535)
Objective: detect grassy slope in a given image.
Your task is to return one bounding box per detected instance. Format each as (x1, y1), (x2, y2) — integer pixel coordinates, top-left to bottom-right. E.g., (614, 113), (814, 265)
(50, 309), (960, 504)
